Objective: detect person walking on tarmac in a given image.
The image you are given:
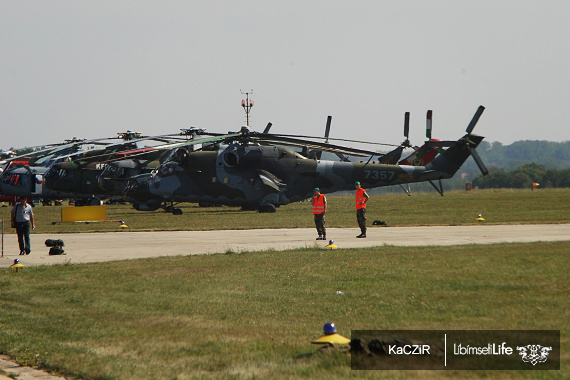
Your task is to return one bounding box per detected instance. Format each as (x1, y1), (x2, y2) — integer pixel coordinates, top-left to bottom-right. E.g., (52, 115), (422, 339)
(10, 196), (36, 255)
(312, 187), (327, 240)
(355, 181), (369, 238)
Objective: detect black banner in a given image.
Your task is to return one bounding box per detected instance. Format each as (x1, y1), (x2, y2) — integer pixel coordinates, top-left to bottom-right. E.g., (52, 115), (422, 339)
(351, 330), (560, 370)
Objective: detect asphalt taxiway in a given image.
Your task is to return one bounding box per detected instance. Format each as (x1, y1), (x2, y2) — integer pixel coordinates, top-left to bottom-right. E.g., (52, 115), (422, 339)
(1, 224), (569, 268)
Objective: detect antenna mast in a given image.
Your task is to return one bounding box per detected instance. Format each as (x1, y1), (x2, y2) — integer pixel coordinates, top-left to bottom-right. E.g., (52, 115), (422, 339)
(240, 89), (254, 126)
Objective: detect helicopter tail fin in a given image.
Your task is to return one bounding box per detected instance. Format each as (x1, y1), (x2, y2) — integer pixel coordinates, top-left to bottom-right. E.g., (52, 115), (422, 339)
(424, 106), (488, 177)
(425, 134), (485, 176)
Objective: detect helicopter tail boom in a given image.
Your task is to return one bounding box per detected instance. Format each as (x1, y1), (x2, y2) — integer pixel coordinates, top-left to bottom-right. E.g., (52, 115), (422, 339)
(425, 133), (485, 177)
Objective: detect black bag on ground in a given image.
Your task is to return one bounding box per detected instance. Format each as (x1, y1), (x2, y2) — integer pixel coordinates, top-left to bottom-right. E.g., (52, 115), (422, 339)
(45, 239), (64, 247)
(49, 247), (65, 255)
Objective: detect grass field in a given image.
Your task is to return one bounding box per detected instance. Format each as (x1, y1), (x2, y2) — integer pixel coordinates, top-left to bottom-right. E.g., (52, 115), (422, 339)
(0, 241), (568, 379)
(0, 188), (568, 379)
(1, 188), (569, 233)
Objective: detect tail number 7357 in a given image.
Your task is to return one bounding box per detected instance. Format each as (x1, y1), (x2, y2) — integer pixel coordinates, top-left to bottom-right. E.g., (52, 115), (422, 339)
(363, 170), (395, 181)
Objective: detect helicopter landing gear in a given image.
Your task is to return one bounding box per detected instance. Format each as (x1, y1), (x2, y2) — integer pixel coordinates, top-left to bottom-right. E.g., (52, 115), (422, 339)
(163, 201), (182, 215)
(74, 197), (102, 207)
(88, 197), (103, 206)
(257, 203), (276, 213)
(163, 201), (174, 213)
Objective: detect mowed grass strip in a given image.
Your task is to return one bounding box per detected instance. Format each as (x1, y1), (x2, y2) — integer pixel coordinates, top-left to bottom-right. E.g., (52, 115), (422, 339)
(1, 188), (569, 233)
(0, 242), (568, 379)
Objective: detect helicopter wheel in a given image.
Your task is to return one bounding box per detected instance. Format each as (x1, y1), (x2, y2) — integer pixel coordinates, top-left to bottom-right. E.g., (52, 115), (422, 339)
(164, 201), (174, 212)
(172, 208), (183, 215)
(257, 203), (276, 213)
(88, 197), (102, 206)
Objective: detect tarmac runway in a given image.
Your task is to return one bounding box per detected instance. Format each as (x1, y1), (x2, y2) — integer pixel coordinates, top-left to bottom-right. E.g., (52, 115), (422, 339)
(1, 224), (570, 268)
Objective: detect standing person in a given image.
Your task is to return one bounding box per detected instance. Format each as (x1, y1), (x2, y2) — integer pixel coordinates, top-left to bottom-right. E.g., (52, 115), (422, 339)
(355, 181), (369, 238)
(312, 187), (327, 240)
(11, 196), (35, 255)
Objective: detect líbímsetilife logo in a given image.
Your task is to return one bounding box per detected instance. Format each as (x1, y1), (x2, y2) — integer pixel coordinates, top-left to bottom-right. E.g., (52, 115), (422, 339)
(516, 345), (553, 366)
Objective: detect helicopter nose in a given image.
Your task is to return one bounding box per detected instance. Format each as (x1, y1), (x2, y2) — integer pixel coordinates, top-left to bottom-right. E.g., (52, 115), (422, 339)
(123, 174), (153, 198)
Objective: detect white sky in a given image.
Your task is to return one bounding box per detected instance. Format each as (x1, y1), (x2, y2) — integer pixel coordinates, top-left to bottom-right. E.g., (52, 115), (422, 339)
(2, 0), (569, 151)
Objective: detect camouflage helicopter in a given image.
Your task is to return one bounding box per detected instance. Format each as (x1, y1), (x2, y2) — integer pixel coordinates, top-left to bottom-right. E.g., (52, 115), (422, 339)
(42, 131), (197, 204)
(0, 137), (117, 204)
(43, 111), (434, 208)
(124, 106), (488, 214)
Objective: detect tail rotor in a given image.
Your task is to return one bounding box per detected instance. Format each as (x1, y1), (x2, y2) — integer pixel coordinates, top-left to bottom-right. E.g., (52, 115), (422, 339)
(465, 105), (488, 175)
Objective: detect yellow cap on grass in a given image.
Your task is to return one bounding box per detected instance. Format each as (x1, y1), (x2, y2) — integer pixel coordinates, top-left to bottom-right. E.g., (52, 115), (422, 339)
(311, 333), (351, 345)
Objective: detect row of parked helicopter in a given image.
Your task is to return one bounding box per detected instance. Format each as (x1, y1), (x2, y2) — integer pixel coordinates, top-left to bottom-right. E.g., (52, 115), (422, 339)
(0, 106), (488, 214)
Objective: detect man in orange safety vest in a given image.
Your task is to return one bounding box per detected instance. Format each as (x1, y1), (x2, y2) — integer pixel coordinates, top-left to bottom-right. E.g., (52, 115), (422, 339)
(355, 181), (369, 238)
(312, 187), (327, 240)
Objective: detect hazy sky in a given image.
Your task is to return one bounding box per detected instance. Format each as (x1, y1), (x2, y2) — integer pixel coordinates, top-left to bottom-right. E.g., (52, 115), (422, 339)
(2, 0), (569, 151)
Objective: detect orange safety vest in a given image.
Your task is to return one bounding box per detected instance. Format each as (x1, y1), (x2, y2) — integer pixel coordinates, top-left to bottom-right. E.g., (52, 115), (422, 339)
(355, 188), (367, 209)
(313, 194), (326, 214)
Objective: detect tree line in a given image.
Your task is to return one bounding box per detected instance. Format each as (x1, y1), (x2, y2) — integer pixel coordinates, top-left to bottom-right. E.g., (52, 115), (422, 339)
(457, 140), (570, 181)
(473, 163), (570, 189)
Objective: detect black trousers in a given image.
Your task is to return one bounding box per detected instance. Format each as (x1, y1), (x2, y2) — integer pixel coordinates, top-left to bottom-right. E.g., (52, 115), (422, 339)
(314, 213), (326, 237)
(356, 208), (367, 234)
(15, 221), (31, 254)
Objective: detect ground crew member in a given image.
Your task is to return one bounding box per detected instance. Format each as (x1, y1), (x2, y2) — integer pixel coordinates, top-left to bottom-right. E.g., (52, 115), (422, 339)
(11, 196), (35, 255)
(312, 187), (327, 240)
(355, 181), (369, 238)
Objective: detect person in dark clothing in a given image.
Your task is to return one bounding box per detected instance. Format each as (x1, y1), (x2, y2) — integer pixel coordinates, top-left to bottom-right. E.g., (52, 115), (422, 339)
(11, 196), (35, 255)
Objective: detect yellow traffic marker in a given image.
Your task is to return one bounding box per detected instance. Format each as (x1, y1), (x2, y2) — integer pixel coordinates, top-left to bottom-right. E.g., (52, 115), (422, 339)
(312, 333), (351, 345)
(311, 322), (350, 345)
(324, 239), (338, 249)
(10, 259), (24, 272)
(476, 214), (485, 222)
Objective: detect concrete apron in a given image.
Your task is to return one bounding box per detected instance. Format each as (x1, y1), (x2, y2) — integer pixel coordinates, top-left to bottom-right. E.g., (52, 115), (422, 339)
(1, 224), (570, 268)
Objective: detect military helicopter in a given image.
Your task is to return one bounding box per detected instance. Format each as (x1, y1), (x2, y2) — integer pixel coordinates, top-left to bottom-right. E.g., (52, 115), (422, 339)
(0, 149), (17, 162)
(0, 132), (175, 204)
(42, 131), (197, 204)
(124, 106), (488, 214)
(0, 137), (116, 203)
(41, 111), (430, 208)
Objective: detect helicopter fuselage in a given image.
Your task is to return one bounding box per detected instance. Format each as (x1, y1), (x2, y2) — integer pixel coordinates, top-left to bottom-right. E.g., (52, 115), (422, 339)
(124, 137), (477, 211)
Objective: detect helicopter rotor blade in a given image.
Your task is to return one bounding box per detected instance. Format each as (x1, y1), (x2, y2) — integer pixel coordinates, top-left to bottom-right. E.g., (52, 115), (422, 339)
(67, 133), (242, 164)
(404, 112), (410, 141)
(316, 116), (332, 160)
(256, 135), (379, 157)
(263, 122), (273, 134)
(469, 146), (489, 175)
(402, 111), (411, 148)
(268, 133), (400, 148)
(324, 116), (332, 143)
(466, 105), (485, 134)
